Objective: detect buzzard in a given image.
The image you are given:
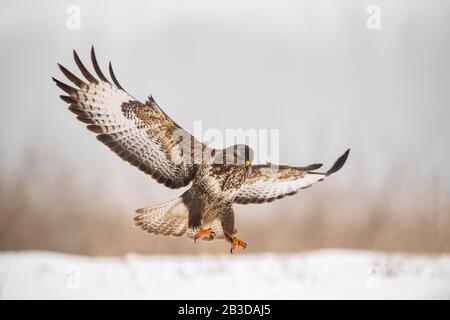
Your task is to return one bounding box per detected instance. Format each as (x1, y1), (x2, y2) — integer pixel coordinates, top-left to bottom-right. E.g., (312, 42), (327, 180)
(53, 47), (350, 253)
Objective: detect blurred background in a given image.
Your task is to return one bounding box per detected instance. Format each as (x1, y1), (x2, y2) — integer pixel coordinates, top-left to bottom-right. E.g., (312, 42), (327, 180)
(1, 0), (449, 256)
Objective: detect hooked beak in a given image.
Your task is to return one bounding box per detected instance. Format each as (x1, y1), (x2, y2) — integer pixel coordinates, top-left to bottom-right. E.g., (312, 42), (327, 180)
(246, 166), (252, 178)
(245, 160), (252, 178)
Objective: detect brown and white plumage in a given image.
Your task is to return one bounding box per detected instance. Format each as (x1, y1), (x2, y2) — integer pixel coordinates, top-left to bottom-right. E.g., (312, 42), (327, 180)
(234, 150), (350, 204)
(54, 47), (350, 252)
(133, 196), (226, 241)
(53, 47), (205, 189)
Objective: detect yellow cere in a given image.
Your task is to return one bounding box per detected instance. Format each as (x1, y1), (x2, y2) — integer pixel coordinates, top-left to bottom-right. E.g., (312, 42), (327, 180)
(245, 160), (251, 167)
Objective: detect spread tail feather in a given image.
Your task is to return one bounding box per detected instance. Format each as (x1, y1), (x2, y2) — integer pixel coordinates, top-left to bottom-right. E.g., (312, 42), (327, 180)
(133, 192), (225, 240)
(133, 197), (190, 237)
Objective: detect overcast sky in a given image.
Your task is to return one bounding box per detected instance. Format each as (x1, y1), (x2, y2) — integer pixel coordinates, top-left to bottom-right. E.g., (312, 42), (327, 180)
(1, 0), (449, 205)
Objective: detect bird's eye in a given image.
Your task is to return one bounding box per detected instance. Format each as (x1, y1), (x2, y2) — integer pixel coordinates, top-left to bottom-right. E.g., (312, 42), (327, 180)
(245, 160), (251, 167)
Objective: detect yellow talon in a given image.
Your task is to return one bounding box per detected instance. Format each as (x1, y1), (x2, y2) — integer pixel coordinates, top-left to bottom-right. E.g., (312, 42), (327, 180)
(230, 235), (247, 254)
(194, 226), (214, 242)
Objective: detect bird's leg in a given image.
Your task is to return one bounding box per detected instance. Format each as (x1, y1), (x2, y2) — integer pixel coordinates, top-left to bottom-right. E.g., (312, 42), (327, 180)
(194, 226), (215, 242)
(230, 235), (247, 254)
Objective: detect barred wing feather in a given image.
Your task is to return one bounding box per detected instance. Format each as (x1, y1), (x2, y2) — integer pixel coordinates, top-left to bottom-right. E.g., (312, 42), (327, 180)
(234, 149), (350, 204)
(53, 47), (206, 189)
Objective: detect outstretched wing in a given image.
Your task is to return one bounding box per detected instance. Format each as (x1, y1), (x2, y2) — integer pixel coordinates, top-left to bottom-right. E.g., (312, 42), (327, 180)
(234, 149), (350, 204)
(53, 47), (207, 189)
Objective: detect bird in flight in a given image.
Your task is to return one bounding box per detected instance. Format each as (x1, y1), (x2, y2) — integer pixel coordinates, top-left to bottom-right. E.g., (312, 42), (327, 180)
(53, 47), (350, 253)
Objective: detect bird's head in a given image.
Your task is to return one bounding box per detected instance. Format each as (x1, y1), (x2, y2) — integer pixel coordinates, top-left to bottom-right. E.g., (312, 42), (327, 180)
(219, 144), (254, 178)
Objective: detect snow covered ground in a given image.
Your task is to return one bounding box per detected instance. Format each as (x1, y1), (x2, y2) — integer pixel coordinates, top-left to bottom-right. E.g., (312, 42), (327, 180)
(0, 250), (449, 299)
